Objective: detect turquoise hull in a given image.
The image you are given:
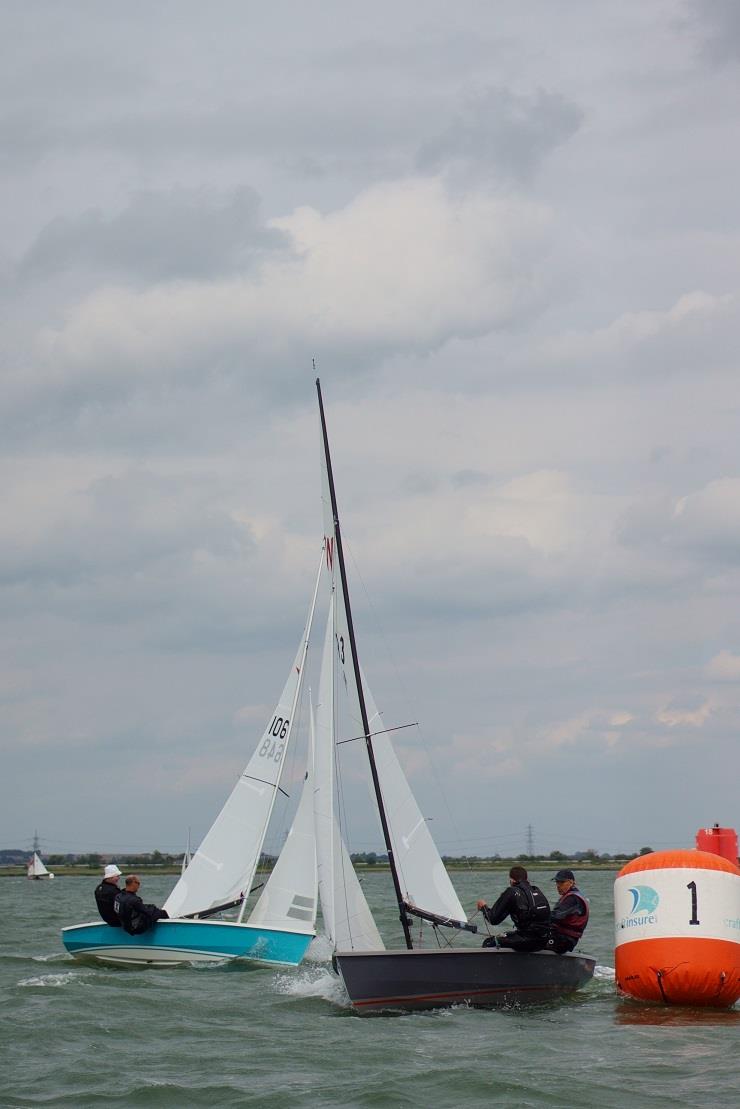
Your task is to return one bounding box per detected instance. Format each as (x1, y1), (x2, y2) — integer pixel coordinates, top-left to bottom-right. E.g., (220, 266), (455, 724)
(61, 919), (313, 966)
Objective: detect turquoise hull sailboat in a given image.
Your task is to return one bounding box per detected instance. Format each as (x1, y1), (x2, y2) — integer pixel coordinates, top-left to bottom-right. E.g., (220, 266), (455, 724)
(62, 560), (322, 967)
(61, 919), (313, 966)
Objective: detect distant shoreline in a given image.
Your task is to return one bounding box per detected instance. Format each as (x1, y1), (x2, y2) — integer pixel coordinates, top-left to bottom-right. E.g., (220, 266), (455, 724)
(1, 861), (622, 877)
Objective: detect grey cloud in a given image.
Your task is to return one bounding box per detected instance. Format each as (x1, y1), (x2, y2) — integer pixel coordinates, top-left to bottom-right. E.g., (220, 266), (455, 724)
(72, 98), (429, 176)
(451, 469), (490, 489)
(18, 188), (287, 284)
(313, 30), (505, 76)
(416, 86), (583, 181)
(0, 344), (379, 458)
(0, 5), (507, 175)
(658, 692), (707, 717)
(0, 111), (54, 170)
(0, 466), (252, 599)
(3, 2), (740, 852)
(1, 92), (425, 175)
(0, 460), (322, 667)
(617, 480), (740, 569)
(686, 0), (740, 64)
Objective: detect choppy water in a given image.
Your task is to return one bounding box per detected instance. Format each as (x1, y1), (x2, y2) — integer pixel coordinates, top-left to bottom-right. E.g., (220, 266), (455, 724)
(2, 869), (737, 1108)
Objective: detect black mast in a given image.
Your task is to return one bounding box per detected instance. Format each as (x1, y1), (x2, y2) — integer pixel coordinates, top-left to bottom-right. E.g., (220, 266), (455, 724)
(316, 378), (413, 950)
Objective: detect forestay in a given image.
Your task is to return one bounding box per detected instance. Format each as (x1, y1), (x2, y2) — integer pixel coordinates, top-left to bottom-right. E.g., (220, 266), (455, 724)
(164, 558), (322, 920)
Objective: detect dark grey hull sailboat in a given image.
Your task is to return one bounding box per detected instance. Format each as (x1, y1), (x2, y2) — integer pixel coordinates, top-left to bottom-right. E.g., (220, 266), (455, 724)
(315, 379), (596, 1015)
(335, 948), (596, 1013)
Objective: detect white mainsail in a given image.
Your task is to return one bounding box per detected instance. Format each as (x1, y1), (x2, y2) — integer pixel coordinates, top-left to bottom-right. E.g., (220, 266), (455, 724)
(27, 852), (52, 879)
(319, 417), (466, 931)
(313, 596), (384, 951)
(164, 556), (322, 920)
(247, 731), (317, 935)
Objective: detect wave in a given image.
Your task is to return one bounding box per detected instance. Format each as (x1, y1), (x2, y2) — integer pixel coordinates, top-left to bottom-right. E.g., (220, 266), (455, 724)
(17, 971), (90, 989)
(272, 965), (348, 1005)
(305, 933), (333, 962)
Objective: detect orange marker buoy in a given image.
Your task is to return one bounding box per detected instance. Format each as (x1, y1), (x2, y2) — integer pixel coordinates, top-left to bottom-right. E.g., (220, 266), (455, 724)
(614, 849), (740, 1008)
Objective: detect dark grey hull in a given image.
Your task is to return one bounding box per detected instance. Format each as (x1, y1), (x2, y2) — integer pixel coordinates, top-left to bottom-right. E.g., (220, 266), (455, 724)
(335, 947), (596, 1013)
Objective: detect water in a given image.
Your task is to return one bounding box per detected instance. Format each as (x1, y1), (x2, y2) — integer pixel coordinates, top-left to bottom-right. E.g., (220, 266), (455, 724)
(2, 870), (737, 1107)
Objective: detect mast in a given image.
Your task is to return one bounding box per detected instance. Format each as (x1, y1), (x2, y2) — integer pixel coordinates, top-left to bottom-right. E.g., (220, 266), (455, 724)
(316, 378), (413, 949)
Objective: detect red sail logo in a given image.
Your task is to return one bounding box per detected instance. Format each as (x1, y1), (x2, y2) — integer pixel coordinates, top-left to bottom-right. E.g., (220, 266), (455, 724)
(325, 536), (334, 571)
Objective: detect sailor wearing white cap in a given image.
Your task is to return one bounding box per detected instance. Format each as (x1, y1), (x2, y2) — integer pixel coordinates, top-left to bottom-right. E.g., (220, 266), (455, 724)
(94, 863), (123, 926)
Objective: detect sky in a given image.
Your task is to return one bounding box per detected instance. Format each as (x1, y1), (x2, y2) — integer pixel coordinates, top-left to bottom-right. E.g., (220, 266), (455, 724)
(2, 1), (739, 860)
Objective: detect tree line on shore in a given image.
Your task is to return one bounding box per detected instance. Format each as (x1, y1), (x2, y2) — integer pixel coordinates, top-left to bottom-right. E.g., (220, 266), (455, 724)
(2, 846), (656, 868)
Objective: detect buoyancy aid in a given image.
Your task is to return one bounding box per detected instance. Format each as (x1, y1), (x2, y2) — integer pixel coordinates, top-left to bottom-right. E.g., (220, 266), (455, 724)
(552, 889), (589, 940)
(512, 882), (551, 934)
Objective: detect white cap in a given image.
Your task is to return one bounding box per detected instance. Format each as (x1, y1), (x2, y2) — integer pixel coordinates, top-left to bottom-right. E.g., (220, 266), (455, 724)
(103, 864), (122, 879)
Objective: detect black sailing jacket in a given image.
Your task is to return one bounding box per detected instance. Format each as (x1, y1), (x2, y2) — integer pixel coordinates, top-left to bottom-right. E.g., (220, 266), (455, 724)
(483, 881), (551, 936)
(94, 880), (122, 927)
(114, 889), (169, 935)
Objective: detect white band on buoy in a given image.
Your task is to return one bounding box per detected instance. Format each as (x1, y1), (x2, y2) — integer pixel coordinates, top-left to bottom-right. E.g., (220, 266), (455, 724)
(614, 867), (740, 946)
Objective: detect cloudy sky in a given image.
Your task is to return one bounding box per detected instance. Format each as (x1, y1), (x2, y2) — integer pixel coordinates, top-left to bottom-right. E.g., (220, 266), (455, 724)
(2, 1), (739, 861)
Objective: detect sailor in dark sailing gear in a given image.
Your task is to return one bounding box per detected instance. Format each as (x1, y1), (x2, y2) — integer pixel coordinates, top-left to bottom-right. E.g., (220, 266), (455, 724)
(476, 865), (551, 951)
(547, 869), (589, 954)
(94, 863), (123, 926)
(114, 874), (169, 935)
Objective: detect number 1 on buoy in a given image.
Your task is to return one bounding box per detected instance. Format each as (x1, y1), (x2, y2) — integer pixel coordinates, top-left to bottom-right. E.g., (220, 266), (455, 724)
(687, 880), (700, 926)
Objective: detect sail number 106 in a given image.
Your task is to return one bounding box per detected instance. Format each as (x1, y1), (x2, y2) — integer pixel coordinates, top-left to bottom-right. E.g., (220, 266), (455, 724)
(259, 716), (289, 762)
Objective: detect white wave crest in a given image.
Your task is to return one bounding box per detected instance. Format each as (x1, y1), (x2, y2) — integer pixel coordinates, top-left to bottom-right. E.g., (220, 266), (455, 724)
(18, 971), (85, 988)
(190, 958), (230, 970)
(305, 933), (334, 962)
(273, 965), (348, 1005)
(594, 964), (616, 980)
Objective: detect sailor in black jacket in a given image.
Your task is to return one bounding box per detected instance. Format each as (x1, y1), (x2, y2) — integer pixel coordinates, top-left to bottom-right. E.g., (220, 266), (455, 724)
(477, 865), (551, 951)
(114, 874), (169, 935)
(94, 864), (123, 927)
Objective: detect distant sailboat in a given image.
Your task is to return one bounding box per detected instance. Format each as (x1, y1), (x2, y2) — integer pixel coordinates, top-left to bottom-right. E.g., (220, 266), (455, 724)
(180, 829), (192, 876)
(62, 557), (323, 966)
(28, 852), (54, 880)
(314, 378), (595, 1011)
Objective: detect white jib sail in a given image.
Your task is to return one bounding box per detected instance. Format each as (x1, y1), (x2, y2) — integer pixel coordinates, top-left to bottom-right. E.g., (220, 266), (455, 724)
(247, 727), (317, 935)
(164, 555), (323, 920)
(319, 417), (465, 927)
(28, 852), (49, 877)
(362, 677), (466, 923)
(313, 595), (384, 952)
